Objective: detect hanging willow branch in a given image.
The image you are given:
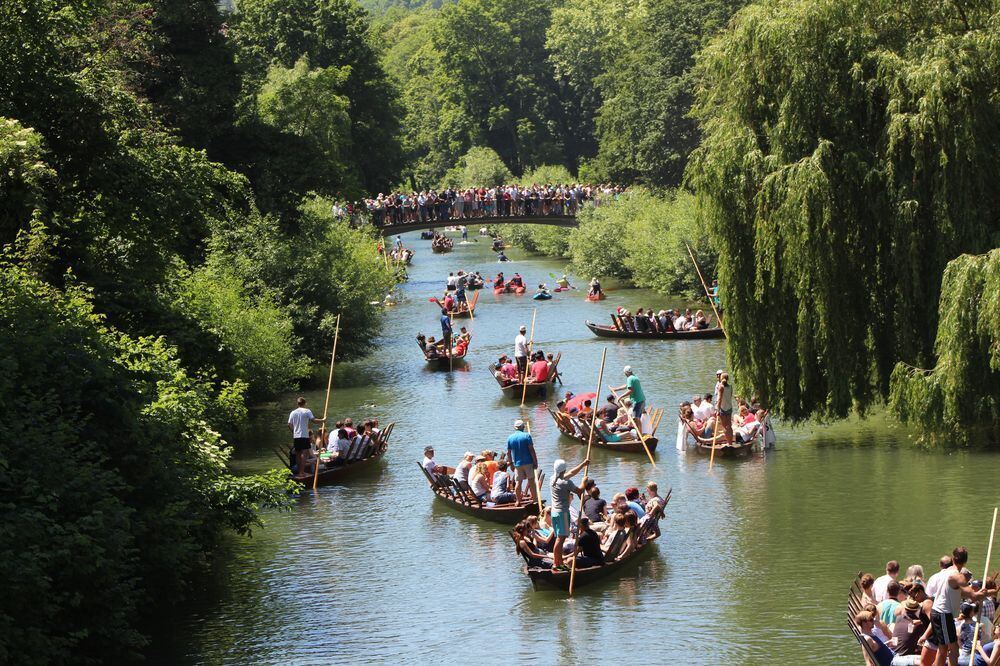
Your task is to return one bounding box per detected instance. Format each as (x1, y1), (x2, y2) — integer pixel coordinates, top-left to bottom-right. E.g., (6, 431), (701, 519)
(687, 0), (1000, 422)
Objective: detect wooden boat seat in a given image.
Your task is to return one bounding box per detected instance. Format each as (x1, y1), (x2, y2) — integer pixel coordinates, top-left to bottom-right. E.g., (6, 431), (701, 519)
(456, 479), (483, 507)
(602, 530), (628, 561)
(679, 413), (729, 445)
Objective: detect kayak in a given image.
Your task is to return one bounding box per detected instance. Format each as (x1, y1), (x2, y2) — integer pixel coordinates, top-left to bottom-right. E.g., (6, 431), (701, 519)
(533, 292), (552, 300)
(586, 292), (606, 301)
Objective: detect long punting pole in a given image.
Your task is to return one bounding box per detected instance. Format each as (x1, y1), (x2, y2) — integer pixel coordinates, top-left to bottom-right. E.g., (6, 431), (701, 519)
(569, 347), (608, 596)
(314, 314), (341, 490)
(686, 244), (726, 339)
(970, 507), (999, 660)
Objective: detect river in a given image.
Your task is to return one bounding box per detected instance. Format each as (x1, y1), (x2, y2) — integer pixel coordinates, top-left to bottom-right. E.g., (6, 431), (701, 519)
(150, 228), (1000, 664)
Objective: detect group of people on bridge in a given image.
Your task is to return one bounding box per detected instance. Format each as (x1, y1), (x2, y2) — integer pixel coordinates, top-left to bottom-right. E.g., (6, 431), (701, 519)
(358, 183), (627, 227)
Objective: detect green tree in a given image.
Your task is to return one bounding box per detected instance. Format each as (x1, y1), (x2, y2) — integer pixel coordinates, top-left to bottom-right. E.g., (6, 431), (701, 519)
(594, 0), (746, 187)
(233, 0), (404, 193)
(440, 146), (513, 188)
(889, 250), (1000, 444)
(0, 263), (294, 663)
(687, 0), (1000, 422)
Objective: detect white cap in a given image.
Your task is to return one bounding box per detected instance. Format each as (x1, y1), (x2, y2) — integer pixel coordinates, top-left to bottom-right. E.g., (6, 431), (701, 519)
(553, 459), (567, 477)
(623, 365), (632, 374)
(464, 451), (474, 458)
(514, 419), (525, 430)
(716, 369), (724, 375)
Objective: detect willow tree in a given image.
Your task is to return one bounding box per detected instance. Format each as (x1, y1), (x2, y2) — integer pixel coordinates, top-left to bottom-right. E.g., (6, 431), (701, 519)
(890, 250), (1000, 443)
(687, 0), (1000, 423)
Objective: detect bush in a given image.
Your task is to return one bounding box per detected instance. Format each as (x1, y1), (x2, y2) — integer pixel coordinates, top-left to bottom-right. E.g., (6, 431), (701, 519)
(0, 263), (295, 663)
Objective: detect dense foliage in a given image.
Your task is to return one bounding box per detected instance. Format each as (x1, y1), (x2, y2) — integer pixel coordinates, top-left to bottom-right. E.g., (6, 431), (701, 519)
(0, 0), (400, 658)
(688, 0), (1000, 422)
(889, 251), (1000, 445)
(0, 265), (296, 662)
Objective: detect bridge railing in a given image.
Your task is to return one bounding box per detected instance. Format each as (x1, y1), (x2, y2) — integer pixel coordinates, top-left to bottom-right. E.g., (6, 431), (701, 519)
(336, 193), (625, 231)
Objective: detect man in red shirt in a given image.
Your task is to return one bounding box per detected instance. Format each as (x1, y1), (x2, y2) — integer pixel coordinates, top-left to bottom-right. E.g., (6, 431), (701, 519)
(530, 352), (549, 383)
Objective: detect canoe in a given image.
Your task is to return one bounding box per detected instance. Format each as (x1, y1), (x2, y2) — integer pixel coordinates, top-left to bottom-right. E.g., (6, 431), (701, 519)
(516, 491), (670, 591)
(585, 320), (725, 340)
(417, 464), (541, 524)
(586, 292), (606, 301)
(547, 409), (658, 455)
(488, 354), (561, 400)
(290, 423), (394, 487)
(532, 292), (552, 300)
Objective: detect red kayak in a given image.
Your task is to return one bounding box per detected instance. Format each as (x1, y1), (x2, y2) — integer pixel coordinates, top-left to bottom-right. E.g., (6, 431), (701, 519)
(586, 292), (606, 301)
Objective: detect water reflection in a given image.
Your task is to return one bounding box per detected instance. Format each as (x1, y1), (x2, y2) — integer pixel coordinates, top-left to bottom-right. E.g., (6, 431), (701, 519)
(147, 230), (1000, 665)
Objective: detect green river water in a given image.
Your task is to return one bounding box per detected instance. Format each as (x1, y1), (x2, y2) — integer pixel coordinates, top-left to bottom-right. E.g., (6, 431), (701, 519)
(149, 229), (1000, 665)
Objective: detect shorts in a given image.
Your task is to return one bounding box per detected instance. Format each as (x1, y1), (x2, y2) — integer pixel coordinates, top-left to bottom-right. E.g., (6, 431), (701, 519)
(514, 464), (535, 482)
(719, 408), (733, 417)
(293, 437), (311, 451)
(930, 610), (957, 646)
(631, 400), (645, 419)
(552, 511), (570, 538)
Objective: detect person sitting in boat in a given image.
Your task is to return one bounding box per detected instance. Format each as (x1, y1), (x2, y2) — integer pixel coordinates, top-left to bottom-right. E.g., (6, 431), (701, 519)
(673, 310), (690, 331)
(609, 401), (633, 433)
(635, 308), (649, 333)
(530, 351), (550, 384)
(422, 446), (447, 479)
(424, 335), (441, 359)
(582, 485), (608, 532)
(446, 272), (457, 291)
(573, 516), (605, 568)
(657, 310), (674, 332)
(326, 428), (351, 465)
(509, 273), (524, 288)
(693, 310), (710, 329)
(624, 488), (647, 517)
(556, 274), (571, 290)
(692, 393), (714, 422)
(495, 272), (505, 289)
(535, 283), (550, 297)
(579, 400), (593, 418)
(492, 237), (505, 252)
(453, 328), (470, 357)
(597, 394), (619, 422)
(490, 460), (516, 505)
(469, 461), (491, 501)
(513, 520), (552, 569)
(442, 292), (456, 312)
(497, 251), (509, 262)
(588, 277), (602, 297)
(452, 452), (474, 484)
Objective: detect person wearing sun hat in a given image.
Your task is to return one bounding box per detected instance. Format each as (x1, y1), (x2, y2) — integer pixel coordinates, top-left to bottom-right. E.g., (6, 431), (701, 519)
(890, 596), (928, 656)
(549, 457), (589, 572)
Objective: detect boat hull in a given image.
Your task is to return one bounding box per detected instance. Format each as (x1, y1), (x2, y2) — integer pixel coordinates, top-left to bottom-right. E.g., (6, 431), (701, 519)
(526, 537), (659, 590)
(585, 321), (725, 340)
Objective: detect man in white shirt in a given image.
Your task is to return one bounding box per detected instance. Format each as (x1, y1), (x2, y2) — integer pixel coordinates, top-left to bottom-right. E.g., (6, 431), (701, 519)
(422, 446), (445, 482)
(446, 272), (458, 291)
(926, 555), (953, 602)
(514, 325), (528, 377)
(873, 560), (899, 602)
(692, 394), (714, 422)
(287, 397), (324, 475)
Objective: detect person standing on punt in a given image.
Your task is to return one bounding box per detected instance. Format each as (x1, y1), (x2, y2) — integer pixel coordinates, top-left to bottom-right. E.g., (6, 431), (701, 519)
(715, 371), (734, 444)
(506, 419), (538, 504)
(549, 458), (589, 572)
(514, 325), (528, 377)
(611, 365), (646, 420)
(287, 397), (324, 475)
(440, 309), (453, 357)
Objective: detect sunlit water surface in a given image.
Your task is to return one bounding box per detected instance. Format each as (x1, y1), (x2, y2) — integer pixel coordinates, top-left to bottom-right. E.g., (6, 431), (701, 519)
(149, 229), (1000, 665)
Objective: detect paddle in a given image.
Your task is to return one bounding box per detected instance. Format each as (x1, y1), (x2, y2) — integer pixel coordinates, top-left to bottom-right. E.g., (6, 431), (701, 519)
(520, 308), (537, 406)
(314, 314), (341, 490)
(569, 347), (607, 596)
(970, 507), (999, 662)
(608, 387), (657, 469)
(686, 243), (726, 339)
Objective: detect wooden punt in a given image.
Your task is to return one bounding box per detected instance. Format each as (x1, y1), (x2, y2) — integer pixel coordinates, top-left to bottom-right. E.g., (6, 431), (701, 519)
(547, 408), (659, 455)
(488, 353), (561, 400)
(290, 423), (393, 487)
(422, 343), (469, 367)
(517, 491), (670, 591)
(431, 240), (454, 253)
(679, 414), (755, 457)
(585, 319), (725, 340)
(418, 464), (541, 523)
(449, 290), (479, 318)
